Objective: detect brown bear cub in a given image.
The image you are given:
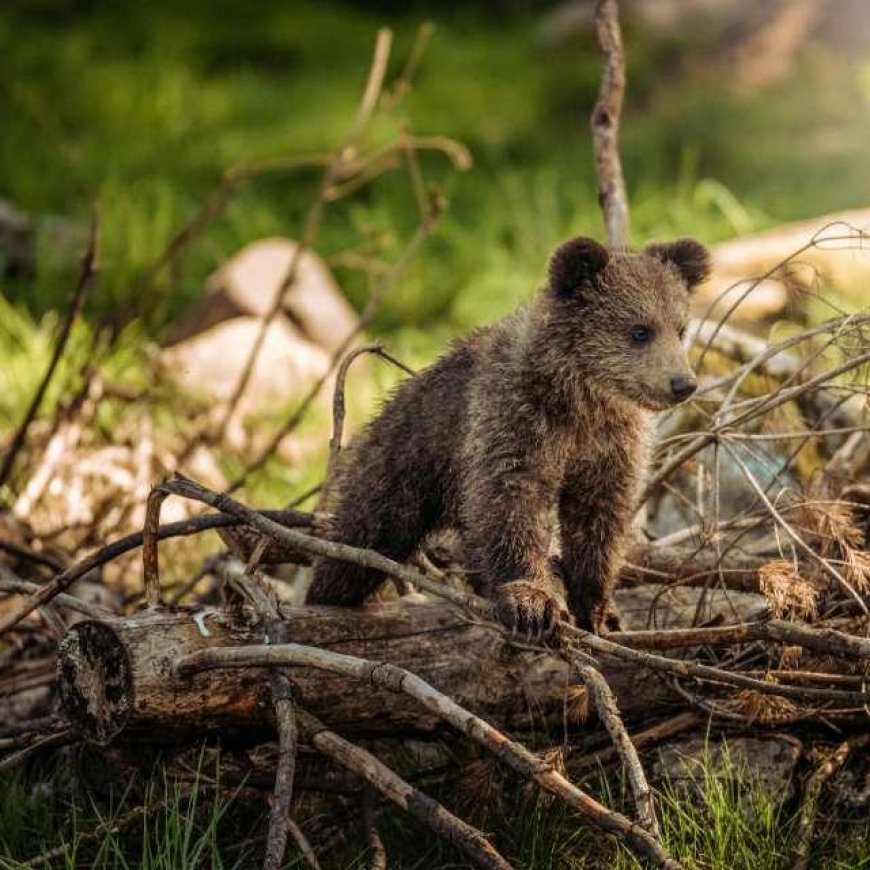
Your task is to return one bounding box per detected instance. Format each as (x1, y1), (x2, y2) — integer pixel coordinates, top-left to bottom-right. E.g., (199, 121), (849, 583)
(306, 236), (711, 635)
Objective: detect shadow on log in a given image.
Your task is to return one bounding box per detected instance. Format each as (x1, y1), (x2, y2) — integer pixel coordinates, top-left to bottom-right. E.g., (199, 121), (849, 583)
(57, 580), (768, 745)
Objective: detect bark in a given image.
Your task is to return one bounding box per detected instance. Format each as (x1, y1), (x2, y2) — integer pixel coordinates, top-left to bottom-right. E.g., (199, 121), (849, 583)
(623, 542), (769, 592)
(57, 599), (685, 744)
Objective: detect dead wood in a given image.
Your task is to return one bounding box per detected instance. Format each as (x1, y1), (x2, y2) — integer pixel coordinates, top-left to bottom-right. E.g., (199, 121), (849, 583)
(176, 641), (681, 868)
(591, 0), (629, 247)
(362, 788), (387, 870)
(0, 508), (311, 637)
(610, 619), (870, 660)
(298, 710), (513, 870)
(574, 662), (659, 836)
(55, 602), (621, 743)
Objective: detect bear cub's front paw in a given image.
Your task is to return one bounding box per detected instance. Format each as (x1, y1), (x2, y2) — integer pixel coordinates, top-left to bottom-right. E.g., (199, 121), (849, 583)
(578, 598), (624, 635)
(495, 580), (570, 640)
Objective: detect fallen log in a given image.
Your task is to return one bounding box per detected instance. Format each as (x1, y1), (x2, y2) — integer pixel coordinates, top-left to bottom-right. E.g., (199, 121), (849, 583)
(57, 597), (694, 745)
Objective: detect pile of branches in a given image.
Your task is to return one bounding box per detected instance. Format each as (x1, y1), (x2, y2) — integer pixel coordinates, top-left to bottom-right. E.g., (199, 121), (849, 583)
(1, 3), (869, 868)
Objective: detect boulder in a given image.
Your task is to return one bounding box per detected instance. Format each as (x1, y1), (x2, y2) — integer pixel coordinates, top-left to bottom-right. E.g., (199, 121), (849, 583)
(653, 735), (803, 809)
(697, 207), (870, 323)
(160, 238), (360, 418)
(164, 238), (359, 353)
(161, 316), (331, 405)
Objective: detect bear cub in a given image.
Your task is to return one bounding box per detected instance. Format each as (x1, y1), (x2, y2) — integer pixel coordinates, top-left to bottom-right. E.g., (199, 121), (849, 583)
(306, 236), (711, 635)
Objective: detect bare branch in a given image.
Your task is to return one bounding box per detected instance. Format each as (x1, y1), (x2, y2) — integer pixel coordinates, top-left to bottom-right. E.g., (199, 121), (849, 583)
(0, 207), (100, 492)
(611, 619), (870, 659)
(178, 643), (680, 868)
(297, 710), (513, 870)
(575, 662), (660, 836)
(591, 0), (629, 247)
(329, 343), (414, 474)
(0, 508), (311, 637)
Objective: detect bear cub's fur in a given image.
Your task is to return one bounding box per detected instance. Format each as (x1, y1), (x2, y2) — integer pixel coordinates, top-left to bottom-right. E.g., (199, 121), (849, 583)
(306, 236), (711, 635)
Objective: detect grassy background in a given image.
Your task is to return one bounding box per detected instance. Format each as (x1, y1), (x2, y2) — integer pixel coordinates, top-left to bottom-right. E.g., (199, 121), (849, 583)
(2, 0), (869, 503)
(2, 0), (870, 341)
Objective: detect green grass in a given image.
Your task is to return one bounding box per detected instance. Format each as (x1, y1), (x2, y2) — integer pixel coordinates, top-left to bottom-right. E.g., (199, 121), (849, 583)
(3, 0), (870, 337)
(7, 737), (864, 869)
(333, 740), (869, 869)
(0, 749), (259, 869)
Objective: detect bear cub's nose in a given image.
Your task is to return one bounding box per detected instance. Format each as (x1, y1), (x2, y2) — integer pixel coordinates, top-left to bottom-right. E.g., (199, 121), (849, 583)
(670, 376), (697, 401)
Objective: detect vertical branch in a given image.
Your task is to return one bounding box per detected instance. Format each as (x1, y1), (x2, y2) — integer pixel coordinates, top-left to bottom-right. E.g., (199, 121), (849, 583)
(575, 663), (659, 836)
(591, 0), (630, 248)
(362, 788), (387, 870)
(328, 343), (414, 477)
(264, 676), (303, 870)
(223, 560), (316, 870)
(142, 487), (169, 607)
(0, 207), (100, 492)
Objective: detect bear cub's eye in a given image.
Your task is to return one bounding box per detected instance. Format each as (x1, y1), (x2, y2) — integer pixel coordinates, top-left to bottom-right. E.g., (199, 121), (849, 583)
(630, 325), (653, 344)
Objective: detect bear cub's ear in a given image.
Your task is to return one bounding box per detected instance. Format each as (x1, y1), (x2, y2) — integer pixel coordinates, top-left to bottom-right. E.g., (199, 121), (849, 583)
(549, 236), (610, 296)
(644, 238), (711, 290)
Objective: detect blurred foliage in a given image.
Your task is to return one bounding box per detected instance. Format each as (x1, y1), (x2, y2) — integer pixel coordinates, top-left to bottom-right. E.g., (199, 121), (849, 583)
(2, 0), (869, 344)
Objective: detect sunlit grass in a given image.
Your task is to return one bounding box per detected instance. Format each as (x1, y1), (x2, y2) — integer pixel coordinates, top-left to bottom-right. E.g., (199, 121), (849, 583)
(0, 751), (254, 870)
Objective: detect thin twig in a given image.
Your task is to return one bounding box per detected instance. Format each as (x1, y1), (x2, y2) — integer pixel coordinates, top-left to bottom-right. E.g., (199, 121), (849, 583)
(135, 154), (330, 294)
(643, 347), (870, 501)
(0, 573), (114, 621)
(264, 675), (304, 870)
(611, 620), (870, 659)
(362, 788), (387, 870)
(209, 29), (394, 447)
(562, 626), (869, 706)
(329, 342), (414, 473)
(724, 442), (869, 615)
(0, 539), (64, 572)
(226, 213), (442, 492)
(0, 508), (311, 637)
(0, 207), (100, 492)
(224, 554), (314, 870)
(287, 819), (322, 870)
(142, 487), (169, 606)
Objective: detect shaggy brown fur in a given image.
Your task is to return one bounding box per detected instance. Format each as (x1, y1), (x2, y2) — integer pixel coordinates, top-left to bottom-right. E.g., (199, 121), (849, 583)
(306, 236), (711, 634)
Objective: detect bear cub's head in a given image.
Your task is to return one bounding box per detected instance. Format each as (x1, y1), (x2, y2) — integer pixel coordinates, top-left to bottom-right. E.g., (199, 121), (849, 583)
(545, 236), (711, 411)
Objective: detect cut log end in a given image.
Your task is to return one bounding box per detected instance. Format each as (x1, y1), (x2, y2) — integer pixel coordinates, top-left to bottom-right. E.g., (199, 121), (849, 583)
(58, 621), (132, 744)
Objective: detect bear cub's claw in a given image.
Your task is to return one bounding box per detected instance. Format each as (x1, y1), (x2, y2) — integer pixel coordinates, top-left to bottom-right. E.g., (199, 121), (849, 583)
(495, 580), (570, 641)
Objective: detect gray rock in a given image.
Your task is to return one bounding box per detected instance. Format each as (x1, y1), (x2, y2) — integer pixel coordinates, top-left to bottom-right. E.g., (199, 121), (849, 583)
(654, 735), (803, 808)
